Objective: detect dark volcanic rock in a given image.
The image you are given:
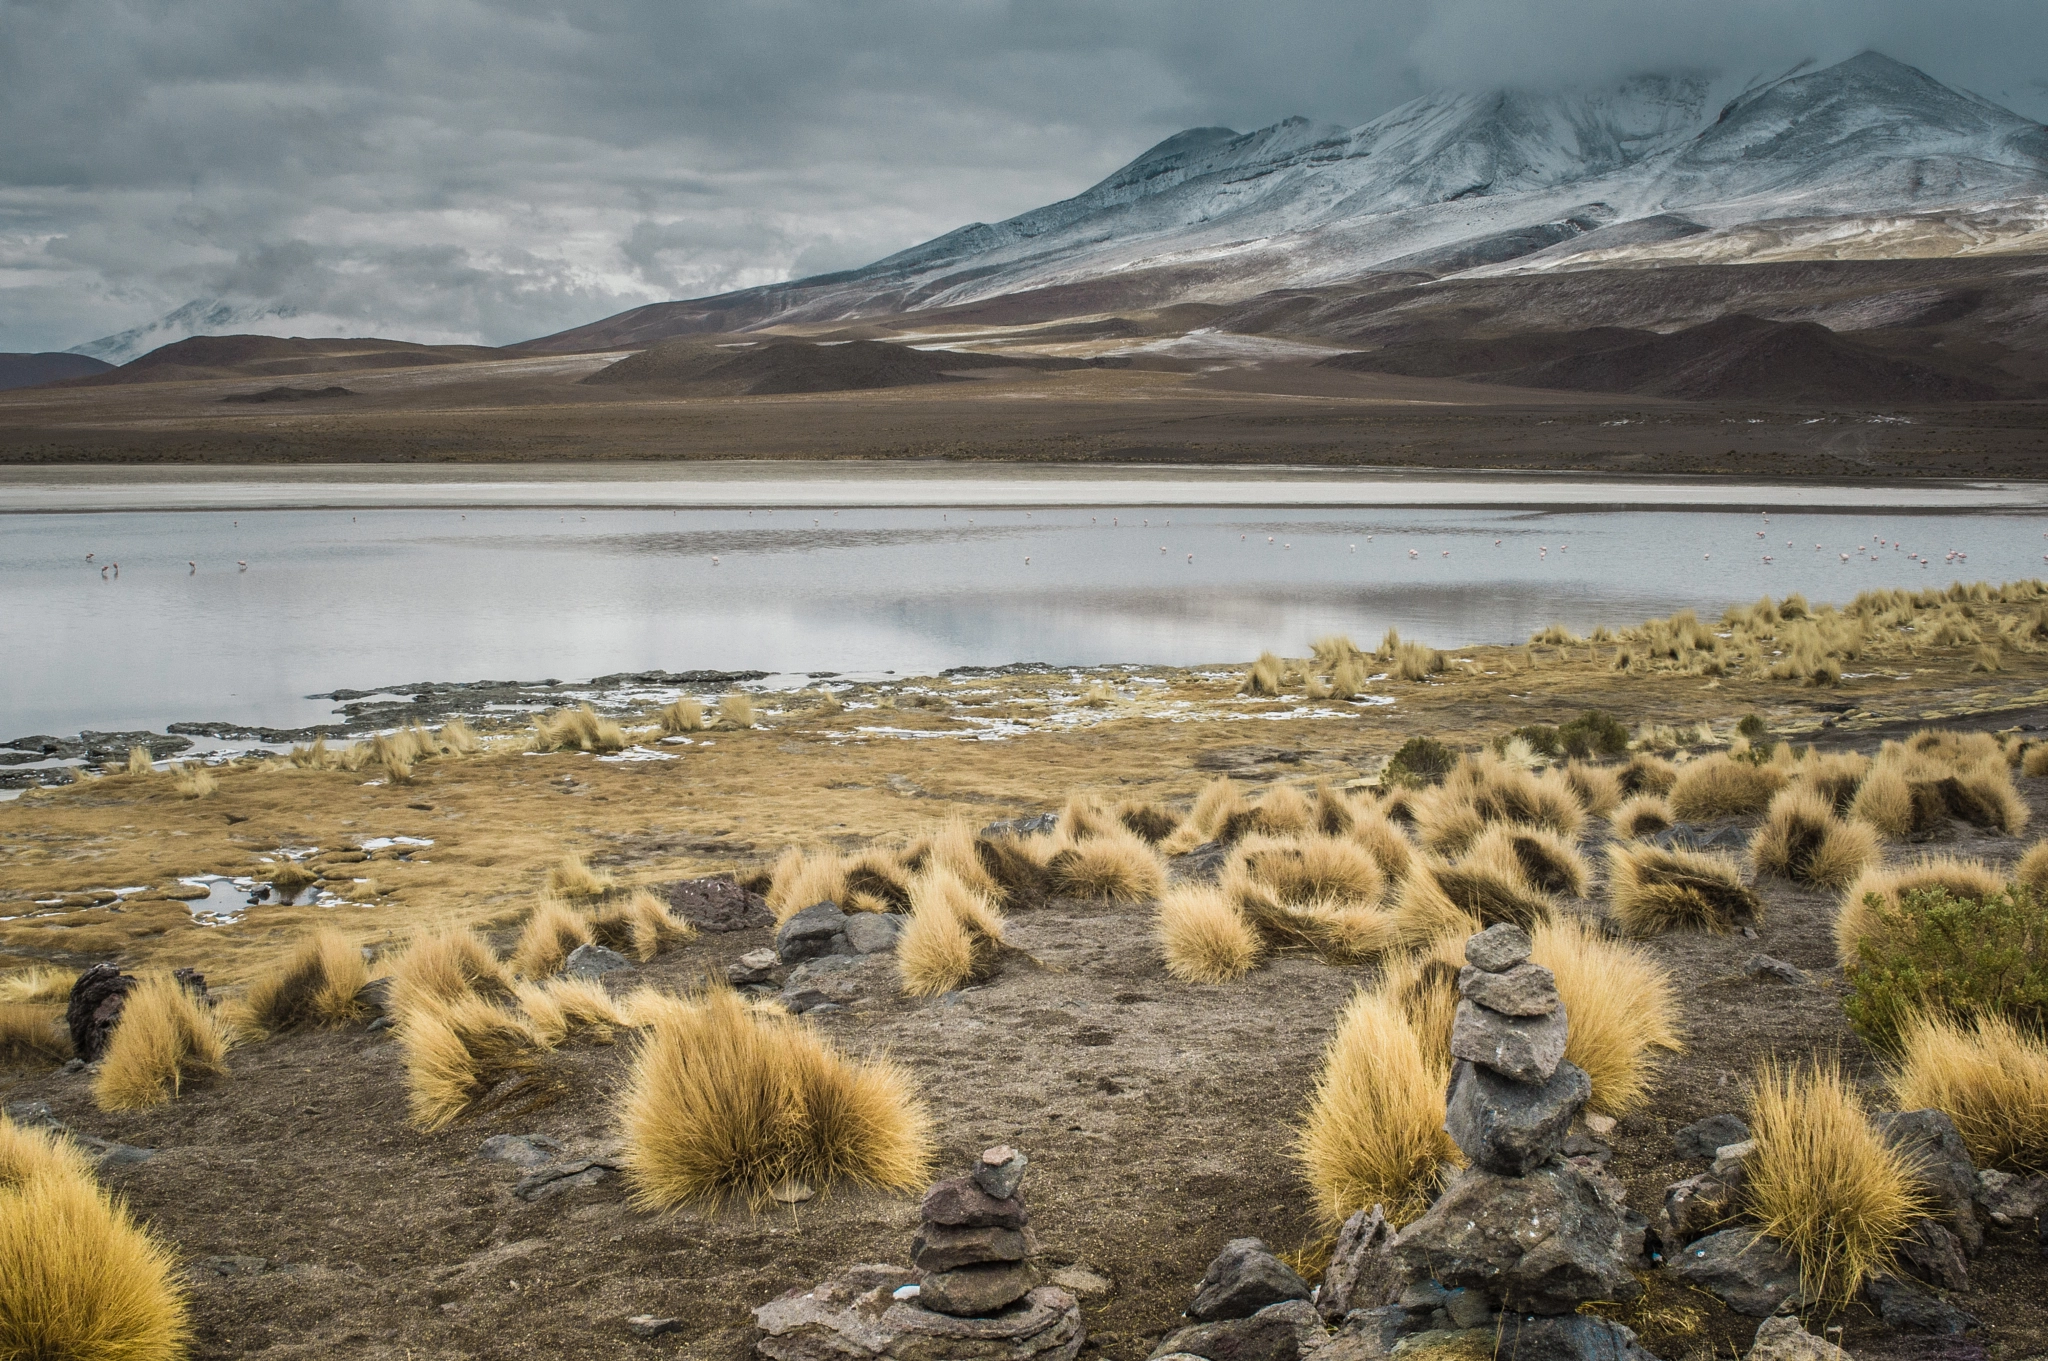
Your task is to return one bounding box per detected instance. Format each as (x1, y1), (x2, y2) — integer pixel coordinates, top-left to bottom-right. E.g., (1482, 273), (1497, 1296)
(1672, 1114), (1749, 1160)
(1665, 1229), (1802, 1316)
(1318, 1205), (1398, 1323)
(1457, 961), (1561, 1016)
(1152, 1299), (1323, 1361)
(1494, 1313), (1661, 1361)
(1444, 1058), (1591, 1175)
(65, 962), (136, 1062)
(1464, 923), (1533, 972)
(1188, 1238), (1311, 1322)
(1874, 1109), (1982, 1254)
(663, 876), (771, 932)
(1865, 1272), (1977, 1334)
(1898, 1219), (1970, 1293)
(921, 1177), (1028, 1230)
(776, 902), (852, 963)
(1449, 998), (1569, 1084)
(918, 1261), (1037, 1317)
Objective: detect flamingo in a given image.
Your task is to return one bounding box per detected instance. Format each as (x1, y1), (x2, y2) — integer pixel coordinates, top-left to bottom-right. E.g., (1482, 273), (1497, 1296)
(1186, 553), (1194, 562)
(1024, 557), (1031, 565)
(1407, 548), (1418, 558)
(1159, 546), (1167, 554)
(712, 556), (720, 566)
(85, 553), (93, 561)
(188, 561), (196, 572)
(1441, 550), (1450, 558)
(237, 561), (247, 571)
(1704, 553), (1711, 560)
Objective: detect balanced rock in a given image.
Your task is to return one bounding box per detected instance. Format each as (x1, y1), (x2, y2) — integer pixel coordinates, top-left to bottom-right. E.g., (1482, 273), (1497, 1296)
(912, 1224), (1031, 1274)
(1187, 1238), (1311, 1322)
(1666, 1229), (1801, 1316)
(920, 1262), (1039, 1317)
(1449, 998), (1568, 1085)
(1746, 1316), (1851, 1361)
(914, 1151), (1038, 1318)
(1465, 923), (1532, 972)
(922, 1177), (1028, 1230)
(975, 1145), (1029, 1200)
(1457, 962), (1560, 1017)
(1445, 1059), (1591, 1176)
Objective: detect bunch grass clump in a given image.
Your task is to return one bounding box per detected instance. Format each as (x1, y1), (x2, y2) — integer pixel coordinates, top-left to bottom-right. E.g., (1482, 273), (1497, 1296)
(588, 889), (695, 962)
(896, 867), (1006, 997)
(1531, 917), (1682, 1115)
(1555, 761), (1622, 818)
(620, 987), (931, 1210)
(1045, 828), (1166, 903)
(238, 928), (371, 1033)
(1231, 833), (1386, 908)
(715, 692), (756, 729)
(0, 967), (75, 1006)
(1224, 867), (1395, 964)
(1669, 753), (1789, 819)
(397, 993), (545, 1129)
(1611, 795), (1675, 840)
(93, 975), (231, 1111)
(1240, 651), (1285, 697)
(1156, 885), (1263, 984)
(1423, 856), (1556, 933)
(391, 926), (512, 1016)
(546, 852), (616, 900)
(514, 977), (628, 1048)
(1607, 843), (1761, 935)
(1890, 1011), (2048, 1169)
(511, 898), (592, 979)
(0, 1004), (70, 1066)
(1850, 732), (2029, 839)
(532, 704), (628, 753)
(657, 697), (705, 734)
(1464, 823), (1588, 898)
(171, 762), (217, 798)
(1618, 752), (1680, 798)
(1748, 786), (1881, 890)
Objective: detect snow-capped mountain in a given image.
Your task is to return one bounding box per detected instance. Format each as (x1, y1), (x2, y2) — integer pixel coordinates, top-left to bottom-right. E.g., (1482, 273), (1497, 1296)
(528, 52), (2048, 348)
(68, 299), (316, 365)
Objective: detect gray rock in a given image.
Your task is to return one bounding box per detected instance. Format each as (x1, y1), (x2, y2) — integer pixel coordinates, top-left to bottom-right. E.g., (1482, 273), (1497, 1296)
(81, 1137), (155, 1167)
(1672, 1114), (1750, 1160)
(1443, 1288), (1493, 1329)
(919, 1261), (1038, 1317)
(1873, 1109), (1981, 1254)
(1444, 1059), (1591, 1175)
(1324, 1306), (1409, 1360)
(1665, 1229), (1802, 1316)
(354, 976), (393, 1017)
(1391, 1160), (1644, 1315)
(1656, 1167), (1743, 1249)
(477, 1133), (562, 1167)
(1318, 1205), (1398, 1323)
(1897, 1218), (1969, 1293)
(1742, 955), (1807, 984)
(922, 1177), (1028, 1229)
(1171, 840), (1232, 884)
(726, 947), (781, 984)
(1492, 1313), (1660, 1361)
(4, 1100), (60, 1130)
(911, 1223), (1030, 1272)
(1864, 1272), (1976, 1334)
(1152, 1299), (1323, 1361)
(627, 1315), (681, 1339)
(1561, 1121), (1613, 1165)
(59, 1057), (85, 1075)
(1747, 1316), (1852, 1361)
(1457, 962), (1560, 1017)
(1189, 1238), (1312, 1322)
(1449, 998), (1569, 1084)
(781, 988), (836, 1015)
(983, 814), (1058, 838)
(562, 943), (632, 980)
(776, 902), (851, 964)
(754, 1269), (1082, 1361)
(1972, 1168), (2048, 1229)
(845, 912), (905, 955)
(1465, 923), (1533, 972)
(512, 1158), (618, 1202)
(1652, 823), (1750, 854)
(196, 1256), (269, 1276)
(974, 1145), (1029, 1200)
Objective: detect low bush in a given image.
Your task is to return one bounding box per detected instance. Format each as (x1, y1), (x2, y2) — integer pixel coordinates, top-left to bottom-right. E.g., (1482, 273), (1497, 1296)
(1841, 881), (2047, 1046)
(1890, 1011), (2048, 1169)
(1558, 709), (1629, 760)
(1382, 736), (1457, 789)
(93, 975), (231, 1111)
(1834, 857), (2010, 969)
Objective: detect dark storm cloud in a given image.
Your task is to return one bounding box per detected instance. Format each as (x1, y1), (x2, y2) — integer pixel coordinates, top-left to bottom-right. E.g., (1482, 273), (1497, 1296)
(0, 0), (2040, 352)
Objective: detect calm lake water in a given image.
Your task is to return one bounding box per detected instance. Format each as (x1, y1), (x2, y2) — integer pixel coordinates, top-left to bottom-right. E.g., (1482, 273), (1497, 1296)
(4, 464), (2046, 738)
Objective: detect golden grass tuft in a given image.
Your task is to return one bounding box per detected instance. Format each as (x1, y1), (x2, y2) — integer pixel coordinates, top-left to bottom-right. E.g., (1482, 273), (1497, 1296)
(1555, 761), (1622, 818)
(620, 987), (932, 1210)
(1610, 795), (1675, 840)
(1240, 651), (1285, 696)
(1746, 1058), (1926, 1303)
(1159, 777), (1252, 854)
(896, 867), (1006, 997)
(716, 691), (757, 729)
(1156, 884), (1263, 984)
(546, 851), (616, 900)
(532, 703), (628, 753)
(397, 993), (546, 1130)
(1224, 867), (1396, 964)
(1851, 734), (2030, 839)
(1606, 843), (1761, 935)
(2024, 744), (2048, 780)
(1046, 828), (1167, 903)
(124, 746), (153, 777)
(514, 977), (628, 1047)
(1669, 753), (1790, 819)
(1388, 865), (1487, 948)
(1114, 798), (1182, 844)
(766, 845), (851, 922)
(1412, 790), (1488, 856)
(589, 889), (696, 962)
(1464, 823), (1588, 898)
(1618, 752), (1680, 797)
(1798, 750), (1871, 813)
(1348, 806), (1416, 883)
(1231, 833), (1386, 907)
(93, 975), (231, 1112)
(1295, 985), (1461, 1228)
(0, 1004), (70, 1066)
(1834, 855), (2009, 966)
(0, 967), (75, 1006)
(657, 697), (705, 734)
(1749, 786), (1882, 890)
(1531, 917), (1682, 1115)
(390, 926), (512, 1016)
(1890, 1011), (2048, 1169)
(170, 762), (217, 798)
(2016, 838), (2048, 896)
(511, 898), (591, 978)
(1423, 855), (1556, 933)
(0, 1115), (190, 1360)
(238, 929), (370, 1034)
(1441, 754), (1587, 840)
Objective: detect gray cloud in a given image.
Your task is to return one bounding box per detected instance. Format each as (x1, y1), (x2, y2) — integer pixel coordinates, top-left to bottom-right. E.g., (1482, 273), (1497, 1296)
(0, 0), (2041, 352)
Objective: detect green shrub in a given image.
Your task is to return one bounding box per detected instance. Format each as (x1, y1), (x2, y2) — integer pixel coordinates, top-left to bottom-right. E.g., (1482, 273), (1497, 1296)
(1383, 737), (1458, 789)
(1844, 885), (2048, 1050)
(1737, 713), (1768, 741)
(1496, 725), (1560, 759)
(1558, 710), (1629, 760)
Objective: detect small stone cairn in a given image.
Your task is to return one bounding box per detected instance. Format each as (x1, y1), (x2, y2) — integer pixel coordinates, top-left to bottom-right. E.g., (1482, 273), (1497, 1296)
(915, 1145), (1039, 1313)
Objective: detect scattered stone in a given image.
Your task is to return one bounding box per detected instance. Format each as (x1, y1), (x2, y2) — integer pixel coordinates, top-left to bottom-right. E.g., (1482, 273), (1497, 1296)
(1747, 1315), (1853, 1361)
(1492, 1313), (1660, 1361)
(754, 1267), (1082, 1361)
(1046, 1265), (1111, 1299)
(781, 988), (836, 1015)
(1457, 962), (1561, 1016)
(1444, 1059), (1591, 1175)
(1151, 1298), (1323, 1361)
(1582, 1113), (1616, 1137)
(975, 1146), (1030, 1200)
(844, 913), (904, 955)
(353, 976), (393, 1018)
(1657, 1166), (1744, 1249)
(1443, 1288), (1493, 1330)
(366, 1016), (394, 1033)
(4, 1100), (59, 1130)
(771, 1179), (815, 1205)
(59, 1057), (84, 1075)
(983, 813), (1058, 838)
(65, 962), (136, 1062)
(1464, 923), (1533, 972)
(1665, 1229), (1802, 1316)
(1672, 1114), (1750, 1160)
(1897, 1219), (1969, 1293)
(1742, 956), (1807, 984)
(922, 1177), (1029, 1230)
(1318, 1205), (1398, 1323)
(196, 1256), (269, 1277)
(478, 1133), (562, 1167)
(1974, 1169), (2048, 1228)
(776, 902), (852, 964)
(1171, 840), (1232, 884)
(1873, 1110), (1982, 1254)
(77, 1135), (155, 1167)
(1651, 824), (1750, 855)
(1864, 1272), (1976, 1334)
(562, 943), (632, 980)
(1449, 1000), (1569, 1085)
(627, 1315), (681, 1339)
(1391, 1160), (1644, 1314)
(512, 1158), (619, 1202)
(727, 948), (782, 985)
(1561, 1120), (1614, 1165)
(1188, 1238), (1312, 1322)
(665, 876), (772, 933)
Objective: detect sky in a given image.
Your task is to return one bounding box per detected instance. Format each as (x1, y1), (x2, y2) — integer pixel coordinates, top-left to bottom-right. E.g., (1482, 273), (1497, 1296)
(2, 0), (2044, 354)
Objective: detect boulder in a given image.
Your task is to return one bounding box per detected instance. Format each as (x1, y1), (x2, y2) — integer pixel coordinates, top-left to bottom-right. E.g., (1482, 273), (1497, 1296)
(1449, 999), (1568, 1084)
(1457, 962), (1561, 1016)
(844, 913), (904, 955)
(1651, 824), (1749, 855)
(354, 975), (394, 1018)
(1973, 1168), (2048, 1229)
(1444, 1059), (1591, 1175)
(1320, 1306), (1409, 1360)
(1390, 1160), (1644, 1315)
(1872, 1109), (1982, 1254)
(1465, 924), (1533, 972)
(776, 902), (852, 964)
(562, 943), (632, 980)
(1188, 1238), (1311, 1322)
(1665, 1229), (1801, 1316)
(919, 1261), (1038, 1317)
(922, 1177), (1028, 1229)
(727, 948), (782, 985)
(1746, 1316), (1852, 1361)
(1897, 1219), (1969, 1293)
(754, 1268), (1082, 1361)
(1319, 1205), (1399, 1323)
(65, 962), (135, 1062)
(1864, 1272), (1977, 1335)
(911, 1223), (1031, 1273)
(1151, 1299), (1323, 1361)
(975, 1146), (1030, 1200)
(1672, 1114), (1749, 1160)
(1656, 1167), (1743, 1249)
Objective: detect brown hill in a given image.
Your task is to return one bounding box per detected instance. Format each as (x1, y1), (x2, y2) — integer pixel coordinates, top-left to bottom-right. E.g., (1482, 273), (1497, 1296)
(581, 337), (1091, 395)
(1320, 314), (2009, 404)
(61, 335), (502, 387)
(0, 352), (113, 392)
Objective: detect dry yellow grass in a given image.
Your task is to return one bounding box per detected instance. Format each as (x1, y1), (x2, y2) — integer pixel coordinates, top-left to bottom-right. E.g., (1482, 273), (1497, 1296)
(1607, 843), (1761, 935)
(1295, 985), (1461, 1228)
(1749, 786), (1882, 889)
(1046, 828), (1166, 902)
(589, 889), (696, 962)
(170, 762), (217, 798)
(1610, 795), (1675, 840)
(1224, 867), (1396, 964)
(1158, 776), (1252, 854)
(1833, 855), (2008, 965)
(1797, 750), (1872, 813)
(1055, 793), (1118, 841)
(1114, 798), (1182, 844)
(1412, 790), (1488, 856)
(766, 845), (851, 922)
(1433, 754), (1587, 841)
(1347, 807), (1417, 882)
(532, 704), (629, 753)
(1531, 917), (1682, 1115)
(0, 1003), (70, 1066)
(1424, 855), (1556, 933)
(2016, 838), (2048, 895)
(123, 746), (153, 777)
(896, 866), (1005, 997)
(1240, 651), (1285, 697)
(0, 967), (74, 1005)
(1156, 884), (1263, 983)
(716, 692), (757, 729)
(620, 987), (931, 1210)
(1746, 1058), (1926, 1303)
(545, 852), (616, 900)
(390, 926), (512, 1016)
(1464, 823), (1589, 898)
(510, 898), (592, 978)
(0, 1114), (190, 1360)
(1388, 865), (1487, 948)
(2024, 744), (2048, 779)
(1555, 761), (1623, 818)
(1669, 753), (1790, 819)
(657, 697), (705, 734)
(237, 928), (370, 1033)
(925, 817), (1005, 901)
(1851, 734), (2031, 839)
(1231, 833), (1386, 907)
(840, 846), (916, 913)
(1377, 938), (1465, 1073)
(397, 992), (546, 1129)
(514, 977), (628, 1047)
(93, 975), (231, 1111)
(1891, 1011), (2048, 1168)
(1618, 752), (1680, 797)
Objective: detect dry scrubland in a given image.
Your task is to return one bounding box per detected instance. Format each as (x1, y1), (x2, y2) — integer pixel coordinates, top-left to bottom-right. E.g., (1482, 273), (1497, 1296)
(3, 582), (2048, 1359)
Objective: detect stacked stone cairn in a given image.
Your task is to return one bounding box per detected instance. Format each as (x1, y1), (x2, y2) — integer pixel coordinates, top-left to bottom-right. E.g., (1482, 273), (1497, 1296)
(914, 1145), (1039, 1314)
